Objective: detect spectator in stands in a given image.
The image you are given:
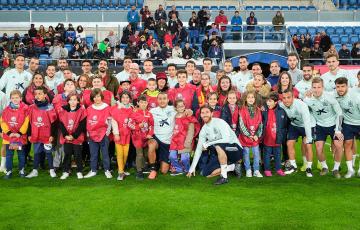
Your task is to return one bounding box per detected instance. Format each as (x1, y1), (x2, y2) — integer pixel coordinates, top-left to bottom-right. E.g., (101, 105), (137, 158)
(155, 18), (168, 45)
(313, 32), (321, 46)
(177, 25), (188, 47)
(185, 60), (196, 80)
(26, 42), (37, 58)
(164, 30), (176, 48)
(128, 31), (140, 45)
(96, 59), (119, 95)
(151, 45), (162, 65)
(182, 42), (193, 59)
(103, 46), (113, 60)
(28, 24), (37, 38)
(272, 11), (285, 40)
(168, 13), (183, 35)
(198, 6), (210, 34)
(292, 34), (300, 52)
(351, 42), (360, 65)
(245, 11), (257, 40)
(125, 42), (138, 59)
(192, 45), (204, 60)
(324, 44), (338, 58)
(161, 41), (172, 60)
(208, 23), (219, 36)
(113, 45), (124, 64)
(80, 60), (94, 78)
(310, 43), (324, 65)
(138, 35), (147, 48)
(107, 31), (118, 49)
(168, 5), (179, 20)
(121, 24), (133, 44)
(17, 42), (27, 56)
(298, 34), (306, 50)
(76, 25), (86, 40)
(202, 33), (211, 57)
(98, 38), (109, 53)
(215, 10), (228, 37)
(21, 34), (32, 47)
(299, 47), (311, 68)
(209, 31), (224, 46)
(338, 44), (351, 65)
(32, 34), (44, 55)
(81, 45), (92, 59)
(188, 11), (200, 45)
(208, 40), (222, 62)
(92, 44), (103, 60)
(144, 13), (156, 31)
(127, 5), (140, 31)
(267, 60), (281, 87)
(138, 44), (151, 62)
(67, 23), (75, 32)
(155, 4), (167, 22)
(320, 31), (331, 52)
(38, 25), (46, 38)
(231, 11), (242, 40)
(140, 5), (151, 22)
(203, 58), (216, 84)
(47, 26), (55, 37)
(172, 43), (183, 59)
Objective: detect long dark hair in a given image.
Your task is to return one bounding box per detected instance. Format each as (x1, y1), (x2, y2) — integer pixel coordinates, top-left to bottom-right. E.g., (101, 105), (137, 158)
(276, 71), (294, 94)
(216, 76), (233, 95)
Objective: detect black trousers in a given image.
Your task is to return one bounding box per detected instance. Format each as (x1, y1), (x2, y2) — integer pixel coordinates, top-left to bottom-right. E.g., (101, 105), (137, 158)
(63, 143), (83, 173)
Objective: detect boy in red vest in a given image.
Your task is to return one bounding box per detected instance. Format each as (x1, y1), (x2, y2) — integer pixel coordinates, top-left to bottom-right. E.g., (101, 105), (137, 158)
(1, 90), (29, 179)
(26, 86), (58, 178)
(142, 78), (160, 109)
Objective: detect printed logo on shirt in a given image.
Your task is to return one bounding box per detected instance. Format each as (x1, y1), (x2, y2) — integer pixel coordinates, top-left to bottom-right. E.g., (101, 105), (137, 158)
(131, 86), (138, 97)
(150, 103), (156, 108)
(173, 124), (179, 135)
(88, 115), (98, 125)
(34, 117), (44, 127)
(67, 119), (74, 130)
(159, 118), (170, 127)
(15, 82), (25, 90)
(9, 116), (18, 127)
(176, 93), (183, 100)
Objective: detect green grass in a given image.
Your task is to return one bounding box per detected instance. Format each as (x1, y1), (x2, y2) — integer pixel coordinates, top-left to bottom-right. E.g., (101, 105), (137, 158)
(1, 141), (360, 230)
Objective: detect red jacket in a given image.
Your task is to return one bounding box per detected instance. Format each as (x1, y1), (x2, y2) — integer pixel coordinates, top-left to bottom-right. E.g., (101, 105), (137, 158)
(82, 89), (113, 108)
(163, 33), (176, 48)
(110, 105), (133, 145)
(239, 106), (262, 147)
(57, 83), (65, 95)
(28, 103), (57, 144)
(86, 104), (111, 142)
(129, 109), (154, 148)
(215, 15), (228, 31)
(23, 85), (53, 105)
(170, 116), (200, 151)
(127, 77), (147, 101)
(168, 84), (198, 112)
(58, 106), (86, 145)
(52, 94), (69, 114)
(2, 102), (28, 145)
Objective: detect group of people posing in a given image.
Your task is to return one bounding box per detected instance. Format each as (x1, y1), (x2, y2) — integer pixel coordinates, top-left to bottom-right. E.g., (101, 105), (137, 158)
(0, 52), (359, 185)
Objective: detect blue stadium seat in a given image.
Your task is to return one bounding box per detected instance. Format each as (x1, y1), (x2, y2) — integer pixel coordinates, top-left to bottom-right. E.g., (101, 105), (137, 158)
(289, 27), (297, 35)
(43, 0), (51, 5)
(307, 27), (316, 35)
(280, 6), (289, 10)
(94, 0), (100, 5)
(339, 0), (347, 5)
(298, 27), (307, 35)
(137, 0), (143, 6)
(175, 6), (183, 10)
(17, 0), (25, 5)
(347, 6), (356, 10)
(331, 35), (340, 43)
(128, 0), (135, 6)
(316, 27), (325, 33)
(184, 6), (191, 10)
(298, 6), (307, 10)
(340, 35), (349, 44)
(8, 0), (15, 4)
(193, 6), (200, 11)
(272, 6), (280, 10)
(307, 6), (316, 10)
(334, 44), (342, 51)
(166, 6), (171, 10)
(86, 35), (94, 45)
(119, 0), (126, 5)
(326, 27), (335, 35)
(228, 6), (236, 10)
(335, 27), (345, 34)
(354, 27), (360, 34)
(73, 6), (80, 10)
(245, 6), (253, 10)
(39, 54), (49, 66)
(210, 6), (218, 11)
(0, 0), (7, 5)
(103, 0), (110, 5)
(85, 0), (92, 5)
(349, 0), (357, 5)
(350, 35), (359, 44)
(219, 6), (227, 11)
(65, 44), (73, 52)
(263, 6), (271, 10)
(60, 0), (68, 5)
(254, 6), (262, 10)
(110, 0), (117, 5)
(118, 6), (125, 10)
(290, 6), (298, 10)
(344, 27), (353, 34)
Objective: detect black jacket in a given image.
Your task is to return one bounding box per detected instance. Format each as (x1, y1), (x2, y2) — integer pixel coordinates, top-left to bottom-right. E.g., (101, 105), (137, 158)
(220, 104), (240, 136)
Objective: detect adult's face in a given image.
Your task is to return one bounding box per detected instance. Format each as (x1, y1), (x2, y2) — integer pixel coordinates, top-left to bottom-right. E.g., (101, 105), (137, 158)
(239, 58), (248, 71)
(312, 82), (324, 98)
(167, 66), (177, 77)
(282, 92), (294, 107)
(98, 60), (108, 73)
(200, 107), (212, 124)
(251, 65), (262, 75)
(58, 59), (68, 71)
(157, 94), (169, 108)
(326, 56), (339, 72)
(270, 62), (280, 75)
(203, 61), (212, 72)
(81, 62), (92, 74)
(14, 56), (25, 70)
(287, 56), (298, 70)
(29, 58), (40, 72)
(335, 83), (347, 96)
(302, 67), (313, 81)
(143, 61), (153, 73)
(185, 63), (195, 75)
(129, 63), (140, 79)
(223, 62), (233, 73)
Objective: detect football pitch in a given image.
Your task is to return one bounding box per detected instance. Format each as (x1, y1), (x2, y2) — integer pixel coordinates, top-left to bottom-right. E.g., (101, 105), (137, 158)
(1, 141), (360, 230)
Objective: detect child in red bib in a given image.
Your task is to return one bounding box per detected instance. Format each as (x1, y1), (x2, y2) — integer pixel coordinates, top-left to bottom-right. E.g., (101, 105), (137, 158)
(111, 91), (134, 181)
(239, 91), (263, 178)
(1, 90), (29, 179)
(220, 90), (240, 136)
(58, 93), (87, 180)
(82, 76), (115, 108)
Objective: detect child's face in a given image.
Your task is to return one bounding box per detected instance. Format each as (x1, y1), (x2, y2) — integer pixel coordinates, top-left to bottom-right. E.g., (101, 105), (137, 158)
(10, 94), (21, 105)
(177, 74), (187, 86)
(35, 90), (46, 101)
(69, 95), (79, 108)
(63, 70), (73, 80)
(220, 79), (230, 91)
(78, 77), (88, 88)
(138, 100), (148, 110)
(64, 81), (76, 93)
(92, 78), (103, 89)
(227, 93), (237, 105)
(208, 95), (218, 107)
(147, 80), (157, 91)
(121, 82), (130, 91)
(157, 79), (166, 89)
(247, 93), (256, 105)
(121, 94), (130, 105)
(266, 99), (276, 109)
(176, 102), (186, 113)
(93, 94), (102, 104)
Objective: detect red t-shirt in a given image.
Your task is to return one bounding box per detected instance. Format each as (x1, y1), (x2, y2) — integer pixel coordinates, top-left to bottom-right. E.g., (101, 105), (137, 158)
(263, 109), (280, 147)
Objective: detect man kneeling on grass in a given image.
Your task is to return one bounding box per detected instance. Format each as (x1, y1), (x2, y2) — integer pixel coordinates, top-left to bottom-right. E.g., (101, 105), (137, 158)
(186, 105), (242, 185)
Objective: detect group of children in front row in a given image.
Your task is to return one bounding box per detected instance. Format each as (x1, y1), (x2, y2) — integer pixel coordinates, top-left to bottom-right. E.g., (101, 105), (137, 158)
(2, 80), (290, 181)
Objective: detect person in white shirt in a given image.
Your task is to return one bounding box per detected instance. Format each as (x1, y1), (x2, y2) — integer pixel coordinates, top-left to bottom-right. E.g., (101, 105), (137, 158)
(113, 45), (125, 64)
(166, 63), (178, 88)
(26, 57), (40, 76)
(203, 58), (216, 85)
(138, 44), (151, 62)
(0, 54), (32, 98)
(287, 53), (303, 85)
(55, 58), (77, 82)
(187, 105), (242, 185)
(295, 64), (313, 99)
(45, 64), (58, 94)
(80, 60), (94, 79)
(185, 60), (196, 82)
(232, 56), (253, 93)
(223, 60), (236, 78)
(115, 56), (132, 83)
(140, 59), (156, 81)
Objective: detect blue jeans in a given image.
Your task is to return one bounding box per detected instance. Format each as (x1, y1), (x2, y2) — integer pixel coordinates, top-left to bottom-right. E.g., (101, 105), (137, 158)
(6, 145), (25, 172)
(33, 143), (54, 170)
(189, 29), (199, 44)
(242, 146), (260, 171)
(89, 136), (110, 172)
(263, 145), (282, 171)
(169, 150), (190, 173)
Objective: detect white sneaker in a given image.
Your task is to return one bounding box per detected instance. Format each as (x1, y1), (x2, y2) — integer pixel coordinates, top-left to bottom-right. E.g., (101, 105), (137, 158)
(26, 169), (38, 178)
(344, 170), (355, 179)
(253, 170), (263, 178)
(49, 169), (57, 178)
(0, 166), (6, 173)
(246, 169), (252, 178)
(60, 172), (69, 180)
(117, 173), (125, 181)
(105, 170), (112, 179)
(84, 171), (97, 178)
(124, 171), (131, 176)
(77, 172), (84, 179)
